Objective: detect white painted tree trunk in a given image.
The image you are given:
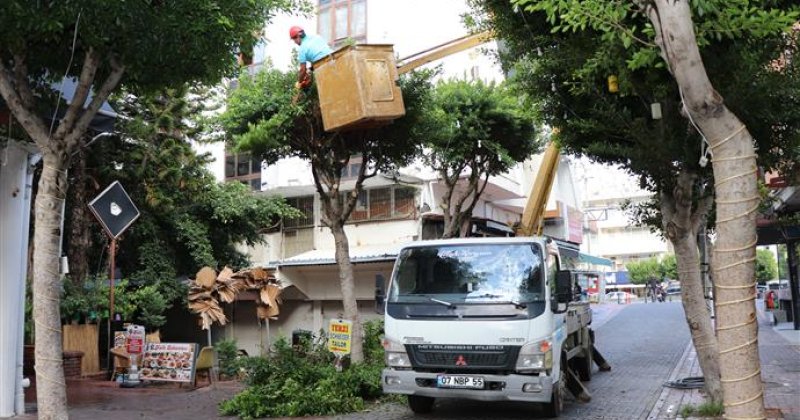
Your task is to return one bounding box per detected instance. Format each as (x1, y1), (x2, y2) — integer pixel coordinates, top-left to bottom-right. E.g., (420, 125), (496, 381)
(648, 1), (764, 418)
(31, 153), (70, 420)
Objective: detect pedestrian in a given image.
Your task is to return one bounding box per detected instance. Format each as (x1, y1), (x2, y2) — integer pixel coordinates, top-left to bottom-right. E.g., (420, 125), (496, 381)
(289, 26), (332, 90)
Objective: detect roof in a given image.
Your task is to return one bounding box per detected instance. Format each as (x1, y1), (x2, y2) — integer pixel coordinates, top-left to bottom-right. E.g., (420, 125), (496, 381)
(274, 243), (407, 267)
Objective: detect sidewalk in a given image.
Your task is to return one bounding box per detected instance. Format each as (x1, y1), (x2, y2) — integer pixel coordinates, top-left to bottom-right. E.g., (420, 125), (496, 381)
(648, 300), (800, 419)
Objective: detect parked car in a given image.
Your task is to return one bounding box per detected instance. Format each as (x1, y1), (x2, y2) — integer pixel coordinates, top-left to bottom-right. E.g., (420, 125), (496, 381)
(665, 286), (681, 295)
(604, 291), (636, 303)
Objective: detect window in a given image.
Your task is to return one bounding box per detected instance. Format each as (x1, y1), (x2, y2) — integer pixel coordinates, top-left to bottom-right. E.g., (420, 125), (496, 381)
(225, 152), (262, 191)
(318, 0), (366, 46)
(285, 196), (315, 228)
(343, 186), (417, 222)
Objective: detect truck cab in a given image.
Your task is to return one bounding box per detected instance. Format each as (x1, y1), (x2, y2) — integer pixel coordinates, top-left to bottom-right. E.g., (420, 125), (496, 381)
(380, 237), (583, 417)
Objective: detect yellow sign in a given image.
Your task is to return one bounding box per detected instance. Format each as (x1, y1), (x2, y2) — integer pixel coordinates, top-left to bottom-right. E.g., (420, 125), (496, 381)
(327, 319), (352, 355)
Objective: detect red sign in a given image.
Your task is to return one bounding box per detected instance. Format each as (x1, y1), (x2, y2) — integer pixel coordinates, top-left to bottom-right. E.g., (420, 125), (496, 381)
(126, 325), (145, 354)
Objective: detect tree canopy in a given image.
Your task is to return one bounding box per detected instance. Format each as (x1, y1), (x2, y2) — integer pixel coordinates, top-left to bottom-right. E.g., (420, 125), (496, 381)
(219, 65), (436, 362)
(424, 79), (540, 237)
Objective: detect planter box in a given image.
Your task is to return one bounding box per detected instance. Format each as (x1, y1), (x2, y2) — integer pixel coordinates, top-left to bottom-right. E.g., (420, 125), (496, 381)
(23, 346), (84, 378)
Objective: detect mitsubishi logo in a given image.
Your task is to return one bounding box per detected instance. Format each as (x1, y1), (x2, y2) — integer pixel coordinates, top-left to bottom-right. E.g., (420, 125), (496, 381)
(455, 355), (467, 366)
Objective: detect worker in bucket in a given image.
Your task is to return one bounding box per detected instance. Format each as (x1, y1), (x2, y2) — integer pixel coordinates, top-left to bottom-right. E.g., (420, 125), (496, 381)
(290, 26), (332, 90)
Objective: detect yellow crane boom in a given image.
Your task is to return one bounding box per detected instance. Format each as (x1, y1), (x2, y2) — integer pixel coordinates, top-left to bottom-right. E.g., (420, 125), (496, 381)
(517, 142), (561, 237)
(396, 31), (494, 75)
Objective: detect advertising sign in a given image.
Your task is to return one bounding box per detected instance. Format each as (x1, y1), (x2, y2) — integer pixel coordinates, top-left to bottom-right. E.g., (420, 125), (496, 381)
(126, 325), (145, 354)
(139, 343), (197, 383)
(88, 181), (140, 239)
(327, 319), (352, 355)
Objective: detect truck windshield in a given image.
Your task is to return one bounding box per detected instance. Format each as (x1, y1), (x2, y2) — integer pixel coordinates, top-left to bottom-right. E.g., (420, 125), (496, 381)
(389, 243), (544, 305)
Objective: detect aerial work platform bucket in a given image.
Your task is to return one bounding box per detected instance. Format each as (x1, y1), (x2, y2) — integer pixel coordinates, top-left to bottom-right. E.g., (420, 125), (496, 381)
(314, 44), (406, 132)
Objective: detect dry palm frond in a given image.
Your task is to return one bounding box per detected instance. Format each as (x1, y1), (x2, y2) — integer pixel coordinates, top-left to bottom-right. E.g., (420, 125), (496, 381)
(217, 266), (234, 283)
(195, 266), (217, 289)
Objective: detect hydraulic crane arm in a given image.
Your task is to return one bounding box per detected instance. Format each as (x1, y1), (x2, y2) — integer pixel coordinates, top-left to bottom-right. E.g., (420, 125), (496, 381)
(517, 142), (561, 237)
(396, 31), (494, 75)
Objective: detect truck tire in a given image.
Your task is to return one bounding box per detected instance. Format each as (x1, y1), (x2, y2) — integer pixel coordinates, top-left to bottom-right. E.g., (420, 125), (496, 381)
(408, 395), (435, 414)
(543, 357), (566, 418)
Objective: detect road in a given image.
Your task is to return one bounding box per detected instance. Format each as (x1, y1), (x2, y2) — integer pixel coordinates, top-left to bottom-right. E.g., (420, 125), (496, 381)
(340, 302), (690, 420)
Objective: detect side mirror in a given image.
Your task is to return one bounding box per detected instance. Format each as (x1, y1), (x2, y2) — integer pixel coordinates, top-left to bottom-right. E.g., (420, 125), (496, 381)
(553, 270), (572, 313)
(375, 274), (386, 315)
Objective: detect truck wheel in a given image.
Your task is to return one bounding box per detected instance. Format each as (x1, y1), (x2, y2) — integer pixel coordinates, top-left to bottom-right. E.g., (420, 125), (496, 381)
(543, 363), (566, 417)
(408, 395), (435, 414)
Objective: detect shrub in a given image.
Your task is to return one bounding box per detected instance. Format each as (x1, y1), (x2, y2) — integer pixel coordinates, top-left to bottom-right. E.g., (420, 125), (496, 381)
(215, 339), (239, 378)
(220, 320), (385, 418)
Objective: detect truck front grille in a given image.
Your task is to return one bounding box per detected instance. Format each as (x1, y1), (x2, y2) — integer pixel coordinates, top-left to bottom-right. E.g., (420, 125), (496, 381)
(407, 344), (520, 371)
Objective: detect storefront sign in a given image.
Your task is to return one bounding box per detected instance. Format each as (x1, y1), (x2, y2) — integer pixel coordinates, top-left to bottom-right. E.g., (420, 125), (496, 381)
(139, 343), (197, 383)
(327, 319), (352, 355)
(126, 325), (145, 354)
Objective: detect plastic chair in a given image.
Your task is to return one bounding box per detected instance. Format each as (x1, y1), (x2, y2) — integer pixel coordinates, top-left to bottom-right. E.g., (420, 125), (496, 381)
(194, 346), (215, 387)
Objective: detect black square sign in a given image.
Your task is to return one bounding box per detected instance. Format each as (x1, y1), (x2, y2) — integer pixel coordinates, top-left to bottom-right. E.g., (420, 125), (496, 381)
(88, 181), (140, 239)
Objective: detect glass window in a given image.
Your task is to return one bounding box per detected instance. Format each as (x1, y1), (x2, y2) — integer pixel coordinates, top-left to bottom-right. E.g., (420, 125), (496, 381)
(369, 188), (391, 219)
(318, 8), (332, 42)
(389, 244), (545, 303)
(318, 0), (366, 45)
(349, 162), (361, 177)
(393, 187), (415, 216)
(237, 153), (251, 176)
(285, 196), (314, 228)
(225, 155), (236, 178)
(335, 5), (348, 40)
(250, 178), (261, 191)
(351, 0), (366, 37)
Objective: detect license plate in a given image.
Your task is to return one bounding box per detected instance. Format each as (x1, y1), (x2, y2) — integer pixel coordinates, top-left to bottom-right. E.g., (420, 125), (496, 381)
(436, 375), (484, 389)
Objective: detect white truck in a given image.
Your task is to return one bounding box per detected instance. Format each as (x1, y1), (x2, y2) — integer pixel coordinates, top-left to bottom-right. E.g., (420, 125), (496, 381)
(378, 237), (606, 417)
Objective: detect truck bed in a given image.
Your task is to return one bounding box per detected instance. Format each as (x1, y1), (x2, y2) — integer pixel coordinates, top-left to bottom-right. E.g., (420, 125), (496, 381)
(566, 301), (592, 334)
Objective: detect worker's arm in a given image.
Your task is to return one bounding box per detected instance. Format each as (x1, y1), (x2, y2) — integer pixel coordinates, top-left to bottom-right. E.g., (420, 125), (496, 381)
(297, 63), (309, 86)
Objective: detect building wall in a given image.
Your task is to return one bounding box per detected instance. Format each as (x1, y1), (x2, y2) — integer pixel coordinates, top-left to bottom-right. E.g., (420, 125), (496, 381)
(574, 160), (671, 271)
(0, 142), (35, 417)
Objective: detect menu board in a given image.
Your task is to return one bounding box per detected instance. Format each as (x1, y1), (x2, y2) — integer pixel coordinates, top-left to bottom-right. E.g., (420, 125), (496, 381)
(139, 343), (197, 383)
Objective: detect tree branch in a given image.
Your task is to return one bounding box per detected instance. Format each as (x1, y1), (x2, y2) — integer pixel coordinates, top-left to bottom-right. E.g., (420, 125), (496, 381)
(65, 56), (125, 150)
(12, 53), (35, 109)
(0, 58), (51, 145)
(54, 48), (100, 143)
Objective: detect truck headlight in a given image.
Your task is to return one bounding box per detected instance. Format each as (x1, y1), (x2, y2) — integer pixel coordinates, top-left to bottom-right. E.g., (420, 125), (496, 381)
(516, 339), (553, 372)
(383, 338), (411, 368)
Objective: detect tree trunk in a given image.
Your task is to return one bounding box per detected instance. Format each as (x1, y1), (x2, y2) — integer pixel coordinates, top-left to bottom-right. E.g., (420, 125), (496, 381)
(648, 1), (764, 417)
(661, 175), (722, 402)
(329, 223), (364, 363)
(32, 152), (70, 420)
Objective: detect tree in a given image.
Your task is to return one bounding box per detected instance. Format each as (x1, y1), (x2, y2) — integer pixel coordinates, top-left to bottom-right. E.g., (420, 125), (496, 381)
(0, 2), (299, 417)
(469, 0), (799, 408)
(424, 79), (539, 238)
(755, 249), (778, 284)
(219, 68), (434, 362)
(625, 258), (662, 285)
(660, 254), (678, 281)
(67, 86), (299, 314)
